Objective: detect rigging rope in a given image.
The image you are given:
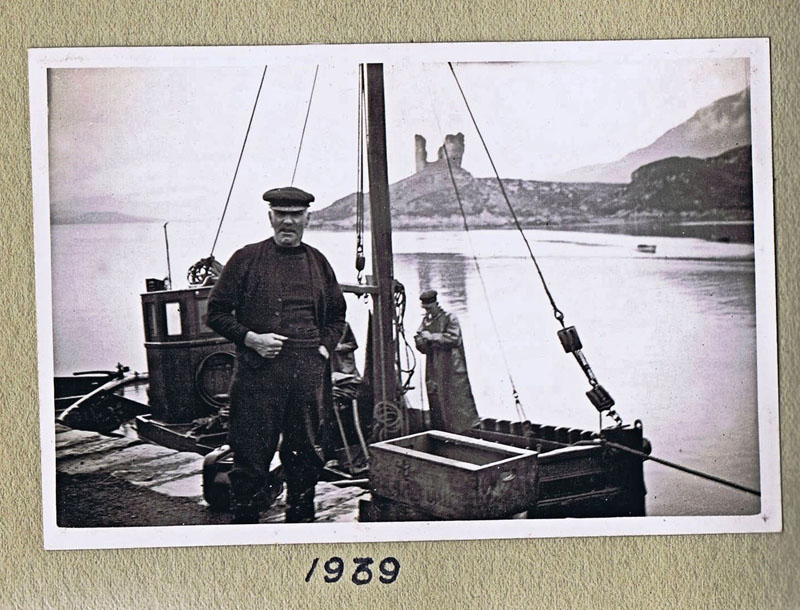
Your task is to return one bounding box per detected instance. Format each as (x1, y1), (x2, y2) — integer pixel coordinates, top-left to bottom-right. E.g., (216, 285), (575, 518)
(355, 64), (367, 285)
(210, 66), (268, 257)
(447, 62), (625, 429)
(440, 139), (528, 423)
(290, 65), (320, 187)
(447, 62), (565, 326)
(421, 64), (528, 422)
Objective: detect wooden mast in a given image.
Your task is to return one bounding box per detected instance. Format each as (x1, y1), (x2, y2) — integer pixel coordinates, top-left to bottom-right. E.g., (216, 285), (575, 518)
(365, 64), (400, 434)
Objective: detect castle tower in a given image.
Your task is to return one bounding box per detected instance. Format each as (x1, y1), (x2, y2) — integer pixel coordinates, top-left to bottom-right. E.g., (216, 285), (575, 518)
(415, 135), (428, 173)
(415, 132), (465, 173)
(437, 133), (464, 168)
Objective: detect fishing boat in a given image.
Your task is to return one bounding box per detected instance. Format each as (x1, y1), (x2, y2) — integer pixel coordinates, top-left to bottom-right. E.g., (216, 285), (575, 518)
(55, 63), (654, 522)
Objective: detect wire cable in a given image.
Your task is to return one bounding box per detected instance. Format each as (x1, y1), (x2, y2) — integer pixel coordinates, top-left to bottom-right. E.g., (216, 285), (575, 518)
(290, 65), (320, 186)
(210, 65), (268, 257)
(448, 62), (565, 326)
(355, 64), (367, 284)
(442, 146), (527, 422)
(421, 63), (527, 422)
(530, 436), (761, 497)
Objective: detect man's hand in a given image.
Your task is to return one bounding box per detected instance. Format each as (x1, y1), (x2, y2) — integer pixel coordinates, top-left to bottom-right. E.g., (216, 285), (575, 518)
(318, 345), (329, 360)
(418, 330), (433, 341)
(244, 331), (288, 359)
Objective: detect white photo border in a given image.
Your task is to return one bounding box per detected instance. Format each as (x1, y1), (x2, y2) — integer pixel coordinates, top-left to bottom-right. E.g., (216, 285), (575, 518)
(30, 38), (780, 550)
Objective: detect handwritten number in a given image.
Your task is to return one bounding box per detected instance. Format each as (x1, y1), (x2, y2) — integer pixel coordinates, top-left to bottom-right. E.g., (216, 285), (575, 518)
(324, 557), (344, 583)
(352, 557), (374, 585)
(379, 557), (400, 584)
(307, 556), (399, 584)
(305, 557), (319, 582)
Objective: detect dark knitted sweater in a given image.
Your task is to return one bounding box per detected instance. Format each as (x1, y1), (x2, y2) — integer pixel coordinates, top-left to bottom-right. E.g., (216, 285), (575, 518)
(206, 237), (346, 368)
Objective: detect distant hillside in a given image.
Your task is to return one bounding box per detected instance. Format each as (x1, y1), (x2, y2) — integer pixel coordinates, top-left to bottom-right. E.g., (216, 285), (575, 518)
(313, 145), (753, 232)
(51, 209), (161, 225)
(556, 88), (751, 183)
(621, 145), (753, 215)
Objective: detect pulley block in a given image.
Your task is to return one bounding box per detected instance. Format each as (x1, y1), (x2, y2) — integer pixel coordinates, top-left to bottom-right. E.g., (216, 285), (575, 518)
(586, 384), (615, 412)
(556, 326), (621, 421)
(558, 326), (597, 385)
(557, 326), (583, 353)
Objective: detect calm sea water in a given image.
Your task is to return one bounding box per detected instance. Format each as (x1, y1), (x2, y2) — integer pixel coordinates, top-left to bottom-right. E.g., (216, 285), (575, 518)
(50, 219), (759, 516)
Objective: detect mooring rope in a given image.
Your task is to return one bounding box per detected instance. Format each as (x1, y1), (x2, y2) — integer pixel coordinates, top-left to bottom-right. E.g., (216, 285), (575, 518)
(543, 437), (761, 497)
(448, 62), (565, 326)
(602, 441), (761, 497)
(210, 65), (268, 258)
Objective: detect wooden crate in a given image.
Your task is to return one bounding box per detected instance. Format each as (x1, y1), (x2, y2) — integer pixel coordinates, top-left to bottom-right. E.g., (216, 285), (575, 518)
(368, 431), (539, 520)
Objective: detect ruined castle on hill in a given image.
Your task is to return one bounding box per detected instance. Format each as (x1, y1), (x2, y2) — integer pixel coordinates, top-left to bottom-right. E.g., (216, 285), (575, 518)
(414, 133), (465, 173)
(315, 127), (753, 234)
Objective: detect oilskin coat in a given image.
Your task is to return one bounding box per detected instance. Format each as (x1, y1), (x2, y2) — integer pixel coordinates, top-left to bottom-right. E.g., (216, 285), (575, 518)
(415, 307), (480, 433)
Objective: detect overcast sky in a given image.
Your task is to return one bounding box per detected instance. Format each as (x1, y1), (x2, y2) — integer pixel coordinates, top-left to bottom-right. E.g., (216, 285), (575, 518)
(47, 54), (748, 222)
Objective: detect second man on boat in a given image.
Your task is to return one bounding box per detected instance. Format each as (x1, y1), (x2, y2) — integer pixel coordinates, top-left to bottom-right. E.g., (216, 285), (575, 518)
(414, 289), (480, 434)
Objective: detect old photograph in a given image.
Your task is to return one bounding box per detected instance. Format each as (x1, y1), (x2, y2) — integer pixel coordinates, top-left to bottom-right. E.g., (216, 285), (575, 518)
(30, 40), (779, 549)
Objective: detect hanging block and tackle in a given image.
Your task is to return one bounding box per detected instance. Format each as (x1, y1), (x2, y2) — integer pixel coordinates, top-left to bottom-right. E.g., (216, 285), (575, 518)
(557, 326), (619, 418)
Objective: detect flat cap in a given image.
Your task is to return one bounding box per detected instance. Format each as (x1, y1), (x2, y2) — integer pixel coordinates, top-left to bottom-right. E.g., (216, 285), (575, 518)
(262, 186), (315, 211)
(420, 289), (438, 304)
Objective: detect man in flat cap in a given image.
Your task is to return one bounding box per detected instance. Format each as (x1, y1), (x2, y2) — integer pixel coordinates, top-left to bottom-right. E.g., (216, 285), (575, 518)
(207, 186), (346, 523)
(414, 290), (480, 434)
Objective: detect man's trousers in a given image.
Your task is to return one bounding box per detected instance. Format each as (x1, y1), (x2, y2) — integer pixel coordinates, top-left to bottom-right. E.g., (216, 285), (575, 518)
(227, 346), (326, 518)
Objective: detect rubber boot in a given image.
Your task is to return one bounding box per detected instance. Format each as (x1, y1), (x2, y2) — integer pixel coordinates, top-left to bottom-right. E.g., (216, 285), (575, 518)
(285, 488), (315, 523)
(230, 495), (260, 524)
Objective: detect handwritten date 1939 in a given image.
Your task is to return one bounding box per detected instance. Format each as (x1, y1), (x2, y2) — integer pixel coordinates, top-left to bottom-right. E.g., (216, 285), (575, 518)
(305, 557), (400, 585)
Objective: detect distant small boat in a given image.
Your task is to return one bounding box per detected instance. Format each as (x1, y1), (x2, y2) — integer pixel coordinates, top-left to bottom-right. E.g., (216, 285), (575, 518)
(636, 244), (657, 254)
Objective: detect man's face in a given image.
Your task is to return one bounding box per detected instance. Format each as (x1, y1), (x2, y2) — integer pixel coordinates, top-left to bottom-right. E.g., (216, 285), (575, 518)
(422, 301), (438, 314)
(269, 208), (309, 247)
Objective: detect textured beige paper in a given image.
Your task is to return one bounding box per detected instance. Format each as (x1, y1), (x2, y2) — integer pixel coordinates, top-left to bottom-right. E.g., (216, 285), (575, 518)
(2, 2), (798, 607)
